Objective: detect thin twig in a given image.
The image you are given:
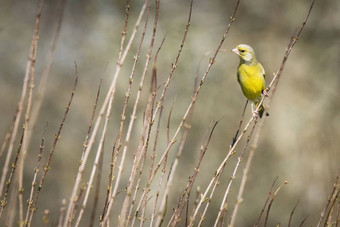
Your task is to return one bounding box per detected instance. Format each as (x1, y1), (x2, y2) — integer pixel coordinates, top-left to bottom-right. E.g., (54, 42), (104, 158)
(196, 162), (225, 227)
(0, 127), (25, 220)
(0, 0), (44, 199)
(24, 122), (48, 225)
(148, 36), (166, 227)
(100, 2), (150, 225)
(169, 121), (219, 226)
(129, 58), (158, 227)
(102, 0), (152, 223)
(88, 143), (104, 227)
(335, 200), (340, 227)
(325, 190), (340, 227)
(71, 184), (86, 225)
(149, 106), (164, 227)
(139, 36), (165, 227)
(0, 129), (12, 160)
(264, 180), (288, 227)
(317, 177), (339, 227)
(18, 2), (42, 221)
(57, 199), (66, 227)
(214, 118), (259, 227)
(74, 89), (114, 227)
(100, 140), (117, 222)
(20, 2), (66, 223)
(165, 2), (241, 225)
(288, 200), (299, 227)
(156, 63), (198, 227)
(151, 0), (193, 124)
(299, 215), (309, 227)
(232, 100), (248, 147)
(133, 1), (195, 216)
(27, 75), (77, 226)
(323, 177), (340, 227)
(65, 77), (102, 226)
(64, 1), (146, 224)
(110, 0), (150, 206)
(254, 177), (278, 227)
(108, 0), (158, 224)
(229, 116), (265, 227)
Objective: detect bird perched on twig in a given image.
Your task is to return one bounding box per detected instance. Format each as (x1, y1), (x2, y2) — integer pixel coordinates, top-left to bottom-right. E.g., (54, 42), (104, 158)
(232, 44), (269, 118)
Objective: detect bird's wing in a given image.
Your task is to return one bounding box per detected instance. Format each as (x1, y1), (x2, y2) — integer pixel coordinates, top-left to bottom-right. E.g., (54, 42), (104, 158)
(259, 63), (265, 79)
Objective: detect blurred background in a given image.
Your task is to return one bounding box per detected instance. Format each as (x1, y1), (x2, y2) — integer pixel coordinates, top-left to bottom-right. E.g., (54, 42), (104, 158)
(0, 0), (339, 226)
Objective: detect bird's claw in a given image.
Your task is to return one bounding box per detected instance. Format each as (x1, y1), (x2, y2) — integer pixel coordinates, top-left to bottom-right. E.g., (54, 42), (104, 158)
(263, 89), (269, 97)
(252, 110), (259, 118)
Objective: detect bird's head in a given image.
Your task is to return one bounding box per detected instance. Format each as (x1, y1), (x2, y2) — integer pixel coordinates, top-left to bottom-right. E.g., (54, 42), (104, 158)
(232, 44), (256, 64)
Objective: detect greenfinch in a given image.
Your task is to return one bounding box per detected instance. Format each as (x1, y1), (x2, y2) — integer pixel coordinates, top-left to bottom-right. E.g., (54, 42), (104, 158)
(232, 44), (268, 118)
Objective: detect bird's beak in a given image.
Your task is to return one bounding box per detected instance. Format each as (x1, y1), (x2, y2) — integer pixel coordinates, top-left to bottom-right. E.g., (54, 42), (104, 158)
(232, 47), (239, 55)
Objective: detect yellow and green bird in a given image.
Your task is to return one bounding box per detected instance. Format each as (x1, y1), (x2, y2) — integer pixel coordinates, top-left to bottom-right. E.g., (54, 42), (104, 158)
(232, 44), (268, 118)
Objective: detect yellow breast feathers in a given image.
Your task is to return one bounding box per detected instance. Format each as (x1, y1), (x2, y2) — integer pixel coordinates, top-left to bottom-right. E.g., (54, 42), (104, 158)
(237, 62), (265, 103)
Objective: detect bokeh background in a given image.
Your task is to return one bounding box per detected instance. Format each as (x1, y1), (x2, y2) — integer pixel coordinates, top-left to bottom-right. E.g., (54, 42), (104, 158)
(0, 0), (339, 226)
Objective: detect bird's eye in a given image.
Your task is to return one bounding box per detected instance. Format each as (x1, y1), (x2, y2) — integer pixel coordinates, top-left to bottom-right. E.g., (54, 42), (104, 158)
(240, 49), (245, 53)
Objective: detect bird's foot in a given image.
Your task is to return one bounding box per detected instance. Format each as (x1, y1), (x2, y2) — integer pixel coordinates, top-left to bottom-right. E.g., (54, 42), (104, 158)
(263, 89), (269, 97)
(252, 110), (259, 119)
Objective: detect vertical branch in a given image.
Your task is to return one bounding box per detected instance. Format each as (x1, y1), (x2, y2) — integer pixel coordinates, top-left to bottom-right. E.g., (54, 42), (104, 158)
(229, 116), (265, 226)
(100, 1), (151, 226)
(188, 3), (243, 224)
(169, 121), (218, 226)
(130, 3), (195, 217)
(0, 128), (25, 220)
(267, 0), (316, 93)
(335, 199), (340, 227)
(232, 100), (248, 146)
(195, 162), (225, 227)
(100, 140), (116, 222)
(57, 199), (67, 227)
(144, 38), (165, 227)
(74, 89), (114, 227)
(264, 180), (288, 227)
(24, 0), (67, 165)
(24, 123), (48, 225)
(149, 107), (164, 227)
(134, 36), (164, 227)
(0, 0), (44, 198)
(88, 142), (104, 227)
(18, 34), (36, 227)
(120, 1), (196, 225)
(288, 201), (300, 227)
(27, 76), (77, 226)
(254, 177), (278, 227)
(129, 70), (157, 227)
(101, 0), (151, 217)
(214, 119), (258, 227)
(64, 77), (101, 225)
(17, 0), (53, 220)
(0, 130), (12, 160)
(153, 0), (238, 203)
(64, 0), (147, 224)
(151, 0), (194, 123)
(101, 0), (157, 224)
(155, 75), (198, 226)
(316, 177), (339, 227)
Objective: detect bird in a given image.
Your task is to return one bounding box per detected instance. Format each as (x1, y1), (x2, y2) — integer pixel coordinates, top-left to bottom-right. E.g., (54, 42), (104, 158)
(232, 44), (269, 118)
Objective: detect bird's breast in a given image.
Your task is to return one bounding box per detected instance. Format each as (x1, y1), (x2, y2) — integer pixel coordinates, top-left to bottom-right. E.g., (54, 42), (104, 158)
(237, 64), (265, 102)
